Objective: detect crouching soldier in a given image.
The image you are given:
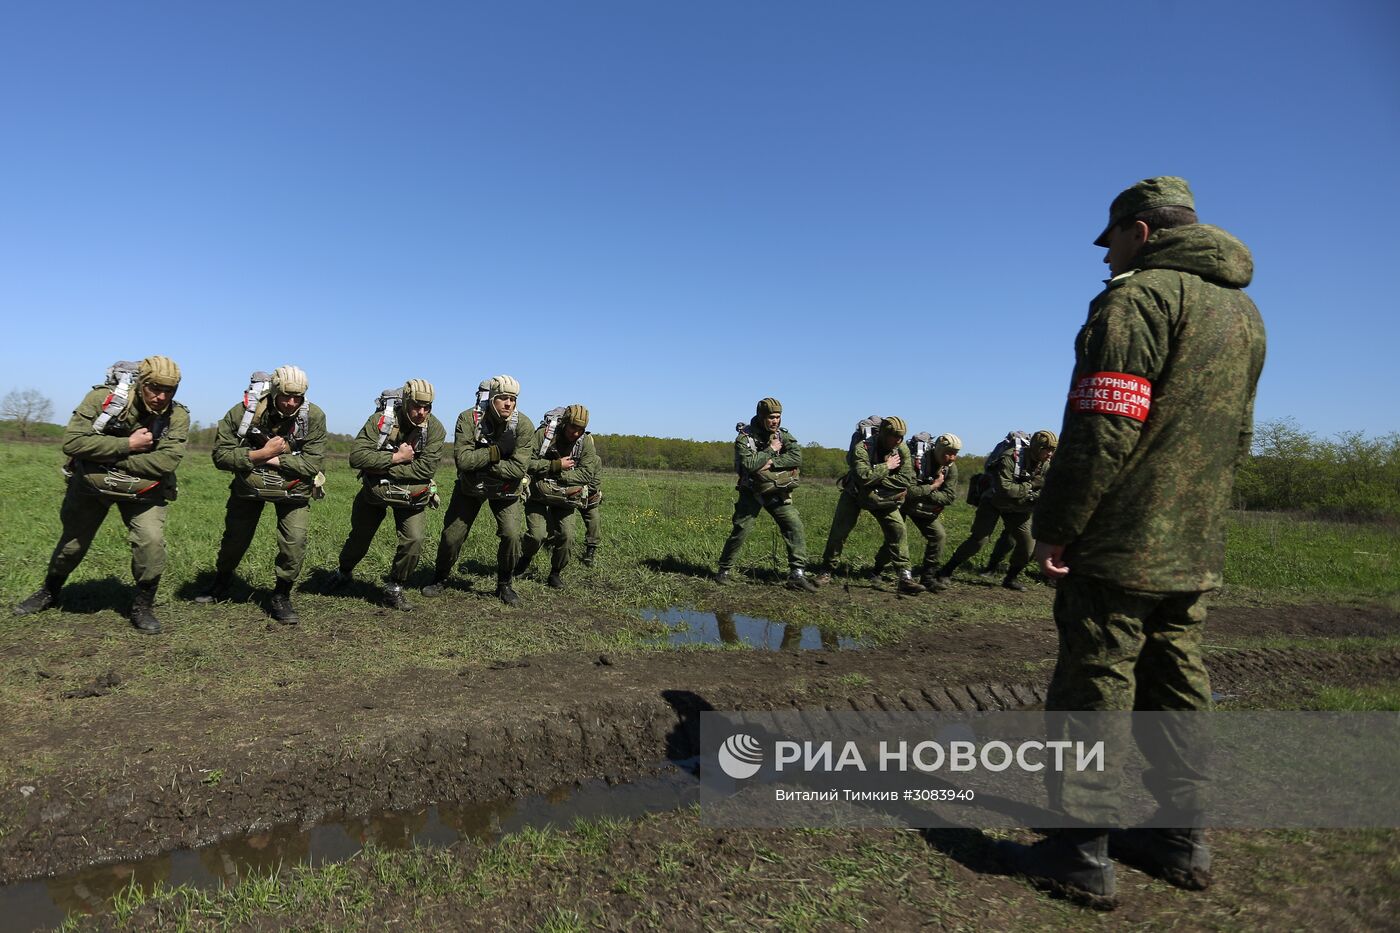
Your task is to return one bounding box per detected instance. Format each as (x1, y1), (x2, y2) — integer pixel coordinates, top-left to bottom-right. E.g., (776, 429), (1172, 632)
(328, 379), (444, 611)
(15, 356), (189, 633)
(199, 366), (327, 624)
(937, 429), (1056, 590)
(516, 404), (601, 588)
(815, 416), (924, 595)
(715, 398), (818, 592)
(903, 432), (962, 591)
(424, 375), (534, 606)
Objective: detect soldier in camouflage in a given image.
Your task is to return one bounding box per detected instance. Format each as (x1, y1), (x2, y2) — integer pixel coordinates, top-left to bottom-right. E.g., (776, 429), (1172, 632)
(714, 398), (818, 592)
(936, 430), (1056, 591)
(517, 404), (601, 588)
(200, 365), (328, 624)
(902, 433), (962, 590)
(424, 375), (534, 606)
(14, 355), (189, 634)
(815, 416), (925, 595)
(327, 379), (444, 611)
(996, 177), (1267, 908)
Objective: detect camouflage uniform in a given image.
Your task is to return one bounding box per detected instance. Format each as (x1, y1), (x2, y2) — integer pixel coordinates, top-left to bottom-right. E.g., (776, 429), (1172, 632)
(519, 407), (602, 581)
(579, 484), (602, 563)
(429, 377), (535, 597)
(337, 391), (446, 589)
(207, 369), (327, 600)
(939, 435), (1052, 585)
(819, 419), (917, 577)
(16, 356), (189, 633)
(716, 408), (809, 579)
(903, 444), (960, 582)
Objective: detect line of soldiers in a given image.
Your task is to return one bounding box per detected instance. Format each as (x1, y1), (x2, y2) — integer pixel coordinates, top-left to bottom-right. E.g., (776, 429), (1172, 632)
(13, 368), (603, 630)
(714, 398), (1058, 597)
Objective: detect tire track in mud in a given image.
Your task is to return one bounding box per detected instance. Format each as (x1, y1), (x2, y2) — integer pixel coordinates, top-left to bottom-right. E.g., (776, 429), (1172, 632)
(3, 644), (1395, 883)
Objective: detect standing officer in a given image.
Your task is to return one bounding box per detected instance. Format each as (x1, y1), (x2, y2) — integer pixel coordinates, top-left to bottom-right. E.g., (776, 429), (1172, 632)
(996, 177), (1266, 908)
(936, 430), (1056, 591)
(424, 375), (534, 606)
(903, 433), (962, 591)
(517, 404), (601, 588)
(328, 379), (444, 611)
(14, 355), (189, 633)
(199, 365), (327, 624)
(714, 398), (818, 592)
(815, 416), (924, 595)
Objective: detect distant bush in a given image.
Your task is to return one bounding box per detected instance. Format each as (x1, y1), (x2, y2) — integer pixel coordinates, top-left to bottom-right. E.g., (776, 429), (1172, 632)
(1235, 418), (1400, 520)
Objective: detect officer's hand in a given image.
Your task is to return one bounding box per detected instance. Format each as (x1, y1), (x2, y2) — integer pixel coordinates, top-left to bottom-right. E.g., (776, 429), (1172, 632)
(391, 443), (416, 464)
(769, 435), (782, 452)
(128, 427), (155, 452)
(1035, 541), (1070, 579)
(558, 456), (577, 471)
(497, 432), (517, 457)
(884, 452), (902, 470)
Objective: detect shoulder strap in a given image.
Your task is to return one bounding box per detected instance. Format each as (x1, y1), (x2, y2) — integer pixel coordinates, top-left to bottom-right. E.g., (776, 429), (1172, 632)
(92, 368), (139, 433)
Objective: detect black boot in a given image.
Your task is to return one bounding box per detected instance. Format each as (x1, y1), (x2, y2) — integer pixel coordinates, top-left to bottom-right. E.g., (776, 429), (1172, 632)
(546, 572), (565, 589)
(268, 580), (300, 625)
(1002, 576), (1027, 592)
(786, 570), (818, 593)
(130, 579), (163, 634)
(496, 579), (519, 606)
(896, 570), (926, 595)
(995, 830), (1116, 910)
(383, 583), (413, 612)
(15, 574), (65, 616)
(195, 571), (234, 604)
(1109, 827), (1211, 890)
(581, 546), (597, 567)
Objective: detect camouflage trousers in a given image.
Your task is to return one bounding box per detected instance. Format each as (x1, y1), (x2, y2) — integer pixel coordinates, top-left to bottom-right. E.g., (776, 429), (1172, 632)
(820, 491), (909, 573)
(520, 502), (577, 574)
(434, 485), (525, 582)
(941, 501), (1031, 577)
(46, 481), (167, 584)
(1045, 574), (1212, 825)
(213, 492), (311, 584)
(580, 499), (601, 550)
(905, 512), (947, 576)
(717, 489), (808, 572)
(339, 488), (428, 585)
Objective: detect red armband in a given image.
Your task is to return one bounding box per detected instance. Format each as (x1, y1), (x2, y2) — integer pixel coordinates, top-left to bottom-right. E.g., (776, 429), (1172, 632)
(1068, 371), (1152, 422)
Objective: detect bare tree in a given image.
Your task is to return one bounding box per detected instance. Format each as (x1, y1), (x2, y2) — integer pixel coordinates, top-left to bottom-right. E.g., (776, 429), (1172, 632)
(2, 388), (55, 438)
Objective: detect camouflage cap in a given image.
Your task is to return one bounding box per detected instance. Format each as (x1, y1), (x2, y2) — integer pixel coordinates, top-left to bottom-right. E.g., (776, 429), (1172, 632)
(271, 365), (308, 397)
(935, 432), (963, 454)
(491, 374), (520, 400)
(1094, 176), (1195, 247)
(756, 397), (782, 416)
(1030, 429), (1058, 452)
(138, 355), (181, 388)
(403, 379), (435, 403)
(563, 403), (589, 429)
(881, 415), (907, 437)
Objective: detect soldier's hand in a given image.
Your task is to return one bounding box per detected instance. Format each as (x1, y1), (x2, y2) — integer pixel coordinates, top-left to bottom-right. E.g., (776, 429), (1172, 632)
(558, 456), (577, 471)
(769, 434), (782, 452)
(930, 473), (946, 489)
(128, 427), (155, 453)
(252, 436), (288, 463)
(1035, 541), (1070, 580)
(265, 456), (281, 468)
(884, 452), (902, 470)
(391, 443), (416, 464)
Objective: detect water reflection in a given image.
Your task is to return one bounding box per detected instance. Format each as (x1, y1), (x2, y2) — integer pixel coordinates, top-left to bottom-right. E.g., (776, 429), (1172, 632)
(643, 608), (861, 650)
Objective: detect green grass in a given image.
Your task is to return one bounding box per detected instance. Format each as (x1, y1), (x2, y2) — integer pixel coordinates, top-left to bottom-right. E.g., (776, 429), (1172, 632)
(1312, 683), (1400, 710)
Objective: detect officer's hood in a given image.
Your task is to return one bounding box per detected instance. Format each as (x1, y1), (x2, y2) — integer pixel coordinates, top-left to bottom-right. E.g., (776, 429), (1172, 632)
(1132, 224), (1253, 288)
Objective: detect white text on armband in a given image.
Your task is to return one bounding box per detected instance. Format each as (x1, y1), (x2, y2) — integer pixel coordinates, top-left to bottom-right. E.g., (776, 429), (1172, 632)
(1068, 371), (1152, 422)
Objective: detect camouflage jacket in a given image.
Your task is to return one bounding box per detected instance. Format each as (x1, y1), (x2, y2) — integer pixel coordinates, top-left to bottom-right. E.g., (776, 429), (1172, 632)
(1034, 224), (1266, 592)
(348, 410), (446, 484)
(212, 400), (327, 480)
(62, 387), (190, 490)
(528, 428), (602, 487)
(983, 444), (1049, 514)
(734, 419), (803, 484)
(907, 461), (960, 515)
(453, 408), (534, 482)
(846, 436), (915, 495)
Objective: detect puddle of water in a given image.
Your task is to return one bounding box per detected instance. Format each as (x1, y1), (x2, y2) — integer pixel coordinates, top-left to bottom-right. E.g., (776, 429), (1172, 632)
(1, 768), (697, 932)
(642, 608), (862, 650)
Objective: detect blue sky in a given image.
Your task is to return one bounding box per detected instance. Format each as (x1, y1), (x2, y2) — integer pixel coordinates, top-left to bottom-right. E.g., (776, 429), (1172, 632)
(2, 1), (1396, 452)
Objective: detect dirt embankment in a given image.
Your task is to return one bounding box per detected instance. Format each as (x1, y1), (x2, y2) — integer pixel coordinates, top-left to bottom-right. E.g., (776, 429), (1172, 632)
(2, 604), (1396, 883)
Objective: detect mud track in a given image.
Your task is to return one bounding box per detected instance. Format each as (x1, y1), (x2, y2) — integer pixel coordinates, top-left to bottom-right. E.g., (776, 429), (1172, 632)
(2, 604), (1396, 883)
